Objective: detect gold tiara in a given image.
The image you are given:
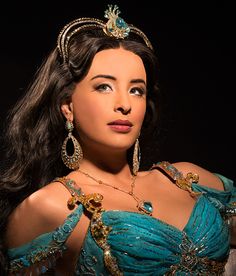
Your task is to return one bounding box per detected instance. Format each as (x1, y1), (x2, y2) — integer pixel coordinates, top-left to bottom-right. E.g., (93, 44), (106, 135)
(57, 4), (153, 63)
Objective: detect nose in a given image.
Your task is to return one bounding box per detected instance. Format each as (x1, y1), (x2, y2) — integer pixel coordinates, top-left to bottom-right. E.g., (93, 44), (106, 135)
(114, 92), (131, 115)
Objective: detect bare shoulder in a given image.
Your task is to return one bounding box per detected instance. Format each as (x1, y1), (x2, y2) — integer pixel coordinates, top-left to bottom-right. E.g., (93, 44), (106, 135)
(172, 161), (225, 191)
(6, 180), (72, 248)
(27, 180), (73, 222)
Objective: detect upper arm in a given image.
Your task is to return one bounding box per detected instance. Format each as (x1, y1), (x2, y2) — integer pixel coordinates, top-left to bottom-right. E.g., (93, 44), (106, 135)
(173, 162), (225, 191)
(6, 182), (74, 248)
(6, 181), (89, 274)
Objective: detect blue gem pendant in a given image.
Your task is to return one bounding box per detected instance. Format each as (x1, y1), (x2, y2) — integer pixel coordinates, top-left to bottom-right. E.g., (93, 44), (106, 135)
(137, 200), (153, 216)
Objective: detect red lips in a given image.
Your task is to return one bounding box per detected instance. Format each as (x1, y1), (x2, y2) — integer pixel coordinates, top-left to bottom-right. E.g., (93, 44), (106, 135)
(108, 120), (133, 126)
(107, 120), (133, 133)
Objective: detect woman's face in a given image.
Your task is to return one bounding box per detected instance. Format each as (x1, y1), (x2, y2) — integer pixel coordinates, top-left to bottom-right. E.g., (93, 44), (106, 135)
(63, 47), (147, 152)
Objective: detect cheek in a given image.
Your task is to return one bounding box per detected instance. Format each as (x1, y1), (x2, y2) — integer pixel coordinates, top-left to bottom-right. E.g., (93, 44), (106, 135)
(74, 104), (95, 125)
(135, 102), (146, 124)
(73, 97), (106, 128)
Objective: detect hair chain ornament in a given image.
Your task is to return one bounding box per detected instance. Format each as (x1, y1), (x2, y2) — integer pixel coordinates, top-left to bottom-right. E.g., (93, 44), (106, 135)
(57, 4), (153, 63)
(57, 18), (106, 63)
(77, 169), (153, 216)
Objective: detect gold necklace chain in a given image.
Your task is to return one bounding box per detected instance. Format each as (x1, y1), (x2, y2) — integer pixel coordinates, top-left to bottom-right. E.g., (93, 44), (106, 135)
(77, 169), (153, 216)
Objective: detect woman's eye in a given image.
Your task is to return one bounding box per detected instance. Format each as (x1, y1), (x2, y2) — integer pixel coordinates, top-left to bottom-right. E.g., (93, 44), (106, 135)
(130, 87), (146, 96)
(95, 84), (112, 92)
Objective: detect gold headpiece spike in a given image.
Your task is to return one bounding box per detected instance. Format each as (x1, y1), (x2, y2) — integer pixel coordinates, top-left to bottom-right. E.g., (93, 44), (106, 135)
(103, 4), (130, 39)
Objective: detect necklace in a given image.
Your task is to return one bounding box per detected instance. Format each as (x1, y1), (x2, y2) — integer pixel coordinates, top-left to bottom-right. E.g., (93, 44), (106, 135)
(77, 169), (153, 216)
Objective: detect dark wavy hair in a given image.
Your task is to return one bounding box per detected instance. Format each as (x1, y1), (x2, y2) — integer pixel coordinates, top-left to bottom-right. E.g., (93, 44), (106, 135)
(0, 28), (161, 273)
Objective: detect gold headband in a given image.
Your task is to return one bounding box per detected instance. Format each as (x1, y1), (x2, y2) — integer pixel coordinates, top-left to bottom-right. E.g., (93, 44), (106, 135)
(57, 4), (153, 63)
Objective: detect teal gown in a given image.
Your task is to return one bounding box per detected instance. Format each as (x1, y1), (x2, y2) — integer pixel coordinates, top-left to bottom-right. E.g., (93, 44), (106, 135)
(7, 162), (236, 275)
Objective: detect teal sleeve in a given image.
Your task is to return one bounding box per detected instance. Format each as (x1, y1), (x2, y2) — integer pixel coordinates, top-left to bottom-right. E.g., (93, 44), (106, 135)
(8, 204), (83, 274)
(192, 174), (236, 217)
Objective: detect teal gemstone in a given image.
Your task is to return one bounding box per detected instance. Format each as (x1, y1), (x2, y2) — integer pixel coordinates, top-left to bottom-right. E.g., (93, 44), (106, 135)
(66, 121), (73, 131)
(116, 17), (127, 28)
(143, 201), (153, 213)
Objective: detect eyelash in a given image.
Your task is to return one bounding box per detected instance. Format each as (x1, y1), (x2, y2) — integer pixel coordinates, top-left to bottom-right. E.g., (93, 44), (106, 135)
(95, 84), (111, 92)
(130, 87), (146, 96)
(95, 84), (146, 97)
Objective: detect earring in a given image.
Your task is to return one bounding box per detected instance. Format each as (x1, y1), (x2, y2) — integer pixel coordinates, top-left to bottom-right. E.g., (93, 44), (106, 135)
(61, 120), (83, 170)
(132, 138), (141, 176)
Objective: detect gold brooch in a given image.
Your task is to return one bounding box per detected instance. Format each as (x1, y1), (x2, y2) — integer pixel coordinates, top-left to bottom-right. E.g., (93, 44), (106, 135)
(103, 5), (130, 39)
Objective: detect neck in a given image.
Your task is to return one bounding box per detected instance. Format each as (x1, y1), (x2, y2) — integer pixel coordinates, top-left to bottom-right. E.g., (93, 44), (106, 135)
(78, 144), (132, 179)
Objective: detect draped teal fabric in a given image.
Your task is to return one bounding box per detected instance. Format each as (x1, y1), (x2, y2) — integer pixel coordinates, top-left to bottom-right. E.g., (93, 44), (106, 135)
(8, 166), (236, 275)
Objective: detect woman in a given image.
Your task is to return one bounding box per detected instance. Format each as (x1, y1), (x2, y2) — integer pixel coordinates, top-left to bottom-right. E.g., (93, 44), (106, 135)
(0, 4), (235, 275)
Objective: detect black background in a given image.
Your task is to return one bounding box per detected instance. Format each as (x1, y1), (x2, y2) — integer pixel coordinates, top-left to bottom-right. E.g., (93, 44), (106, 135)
(0, 1), (235, 181)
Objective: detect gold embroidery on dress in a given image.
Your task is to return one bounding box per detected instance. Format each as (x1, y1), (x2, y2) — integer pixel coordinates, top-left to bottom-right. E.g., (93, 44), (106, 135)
(77, 194), (123, 275)
(9, 240), (65, 274)
(165, 233), (227, 275)
(77, 248), (98, 275)
(56, 177), (123, 275)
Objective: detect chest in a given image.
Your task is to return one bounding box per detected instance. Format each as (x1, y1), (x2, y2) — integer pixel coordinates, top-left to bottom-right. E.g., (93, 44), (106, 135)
(84, 178), (198, 232)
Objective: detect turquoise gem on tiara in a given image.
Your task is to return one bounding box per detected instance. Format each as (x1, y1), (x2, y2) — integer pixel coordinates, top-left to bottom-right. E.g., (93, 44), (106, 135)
(116, 17), (130, 36)
(104, 4), (130, 39)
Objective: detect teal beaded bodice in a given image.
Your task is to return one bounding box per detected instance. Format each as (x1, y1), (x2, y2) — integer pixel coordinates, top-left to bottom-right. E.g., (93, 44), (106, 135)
(7, 162), (236, 275)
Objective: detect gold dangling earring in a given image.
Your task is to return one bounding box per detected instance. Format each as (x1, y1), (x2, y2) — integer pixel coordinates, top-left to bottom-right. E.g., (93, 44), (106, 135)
(61, 120), (83, 170)
(132, 138), (141, 176)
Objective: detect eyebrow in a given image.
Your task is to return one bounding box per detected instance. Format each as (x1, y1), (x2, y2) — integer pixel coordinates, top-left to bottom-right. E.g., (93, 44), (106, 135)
(90, 74), (146, 85)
